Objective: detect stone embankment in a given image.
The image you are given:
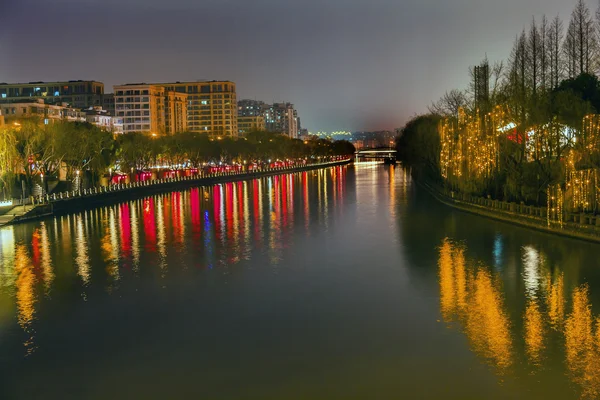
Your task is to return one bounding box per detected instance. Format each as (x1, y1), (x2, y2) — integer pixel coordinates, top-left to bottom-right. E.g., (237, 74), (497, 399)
(422, 181), (600, 244)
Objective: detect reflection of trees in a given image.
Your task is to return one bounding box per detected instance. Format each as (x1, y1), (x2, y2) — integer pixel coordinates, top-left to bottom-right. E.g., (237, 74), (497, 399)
(546, 272), (565, 331)
(438, 239), (513, 373)
(524, 300), (545, 365)
(439, 237), (600, 398)
(564, 285), (600, 399)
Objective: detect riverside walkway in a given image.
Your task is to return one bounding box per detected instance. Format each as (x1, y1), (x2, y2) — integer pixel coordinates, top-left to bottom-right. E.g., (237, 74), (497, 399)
(0, 204), (39, 227)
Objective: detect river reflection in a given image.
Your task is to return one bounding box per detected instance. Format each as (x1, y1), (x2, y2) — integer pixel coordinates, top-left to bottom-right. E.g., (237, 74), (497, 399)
(0, 167), (348, 358)
(438, 238), (600, 398)
(3, 165), (600, 399)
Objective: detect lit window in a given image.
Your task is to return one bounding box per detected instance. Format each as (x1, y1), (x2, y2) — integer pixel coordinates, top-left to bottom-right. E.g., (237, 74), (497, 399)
(54, 91), (59, 96)
(1, 94), (5, 99)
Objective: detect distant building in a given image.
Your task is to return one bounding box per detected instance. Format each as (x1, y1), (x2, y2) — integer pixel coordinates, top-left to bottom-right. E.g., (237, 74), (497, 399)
(0, 99), (68, 123)
(239, 99), (301, 139)
(102, 93), (115, 115)
(0, 80), (104, 108)
(298, 128), (309, 140)
(114, 83), (188, 135)
(265, 102), (298, 138)
(85, 107), (123, 134)
(238, 99), (268, 117)
(238, 115), (266, 134)
(158, 81), (237, 137)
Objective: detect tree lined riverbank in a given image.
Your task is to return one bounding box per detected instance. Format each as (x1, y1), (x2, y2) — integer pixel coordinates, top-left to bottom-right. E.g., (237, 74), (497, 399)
(396, 0), (600, 235)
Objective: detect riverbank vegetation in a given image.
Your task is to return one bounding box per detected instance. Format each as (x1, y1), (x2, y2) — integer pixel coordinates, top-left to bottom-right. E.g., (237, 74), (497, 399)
(0, 118), (355, 199)
(397, 0), (600, 221)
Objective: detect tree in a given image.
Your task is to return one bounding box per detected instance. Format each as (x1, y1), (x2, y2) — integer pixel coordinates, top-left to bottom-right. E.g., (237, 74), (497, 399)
(564, 0), (596, 77)
(395, 114), (442, 181)
(547, 15), (564, 89)
(428, 89), (468, 117)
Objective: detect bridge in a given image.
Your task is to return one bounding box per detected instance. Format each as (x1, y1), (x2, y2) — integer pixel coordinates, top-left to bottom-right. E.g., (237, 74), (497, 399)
(355, 147), (397, 161)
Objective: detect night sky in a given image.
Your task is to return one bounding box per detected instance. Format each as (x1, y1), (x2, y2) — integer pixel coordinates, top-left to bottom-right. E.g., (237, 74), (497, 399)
(0, 0), (584, 132)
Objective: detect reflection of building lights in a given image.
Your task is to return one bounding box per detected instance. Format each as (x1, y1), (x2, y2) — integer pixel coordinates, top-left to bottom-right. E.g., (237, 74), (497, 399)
(522, 246), (542, 298)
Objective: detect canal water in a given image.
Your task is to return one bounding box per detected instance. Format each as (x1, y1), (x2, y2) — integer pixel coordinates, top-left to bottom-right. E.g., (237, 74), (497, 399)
(1, 164), (600, 399)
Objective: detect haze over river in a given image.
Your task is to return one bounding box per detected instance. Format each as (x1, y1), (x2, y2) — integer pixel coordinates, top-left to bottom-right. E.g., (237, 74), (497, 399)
(1, 163), (600, 399)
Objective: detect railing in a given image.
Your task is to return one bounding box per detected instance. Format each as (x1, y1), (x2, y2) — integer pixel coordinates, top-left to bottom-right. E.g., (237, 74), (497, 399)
(441, 187), (600, 230)
(33, 158), (351, 205)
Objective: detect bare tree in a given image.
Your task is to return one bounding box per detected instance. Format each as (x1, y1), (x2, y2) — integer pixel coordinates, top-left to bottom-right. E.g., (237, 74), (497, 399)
(528, 17), (541, 97)
(547, 15), (564, 88)
(564, 0), (596, 77)
(428, 89), (468, 117)
(540, 15), (549, 91)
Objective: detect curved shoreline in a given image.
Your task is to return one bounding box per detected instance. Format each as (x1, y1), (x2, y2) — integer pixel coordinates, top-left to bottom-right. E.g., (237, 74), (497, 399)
(418, 180), (600, 245)
(2, 159), (352, 227)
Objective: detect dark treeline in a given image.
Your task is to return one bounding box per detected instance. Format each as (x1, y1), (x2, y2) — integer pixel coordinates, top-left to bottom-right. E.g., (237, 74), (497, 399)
(0, 118), (355, 199)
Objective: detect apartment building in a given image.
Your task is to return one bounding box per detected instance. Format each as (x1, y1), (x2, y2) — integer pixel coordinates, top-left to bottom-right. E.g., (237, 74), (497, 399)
(0, 80), (104, 108)
(0, 99), (66, 123)
(114, 84), (189, 135)
(238, 115), (266, 134)
(158, 81), (237, 137)
(266, 102), (298, 139)
(164, 91), (189, 135)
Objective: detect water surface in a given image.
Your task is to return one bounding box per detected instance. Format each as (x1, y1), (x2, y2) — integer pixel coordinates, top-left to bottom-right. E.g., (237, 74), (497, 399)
(1, 164), (600, 399)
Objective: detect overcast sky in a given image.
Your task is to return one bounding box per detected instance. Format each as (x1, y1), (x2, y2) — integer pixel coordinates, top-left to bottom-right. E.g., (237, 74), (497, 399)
(0, 0), (589, 132)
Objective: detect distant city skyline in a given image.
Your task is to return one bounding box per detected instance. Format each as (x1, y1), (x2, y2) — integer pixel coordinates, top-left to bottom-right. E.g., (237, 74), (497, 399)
(0, 0), (586, 132)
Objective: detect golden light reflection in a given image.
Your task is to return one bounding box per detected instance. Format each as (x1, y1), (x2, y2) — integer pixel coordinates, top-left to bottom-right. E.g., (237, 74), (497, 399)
(438, 239), (512, 374)
(388, 166), (396, 217)
(546, 272), (565, 331)
(564, 285), (600, 399)
(524, 300), (545, 366)
(75, 214), (90, 285)
(39, 222), (53, 292)
(101, 208), (120, 284)
(0, 227), (16, 288)
(15, 245), (37, 355)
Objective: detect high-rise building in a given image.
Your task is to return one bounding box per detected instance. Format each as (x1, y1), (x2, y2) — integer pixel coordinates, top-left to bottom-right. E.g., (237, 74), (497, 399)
(265, 102), (298, 138)
(114, 84), (188, 135)
(238, 116), (266, 134)
(0, 80), (104, 108)
(164, 91), (189, 135)
(158, 81), (237, 137)
(238, 99), (268, 117)
(238, 99), (301, 138)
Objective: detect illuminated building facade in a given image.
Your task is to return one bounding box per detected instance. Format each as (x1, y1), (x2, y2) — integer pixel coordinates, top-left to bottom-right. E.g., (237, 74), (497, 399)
(265, 102), (298, 138)
(238, 99), (268, 117)
(238, 115), (266, 134)
(0, 80), (104, 108)
(238, 99), (300, 138)
(0, 99), (75, 123)
(114, 84), (188, 135)
(158, 81), (237, 137)
(85, 107), (124, 134)
(164, 91), (189, 134)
